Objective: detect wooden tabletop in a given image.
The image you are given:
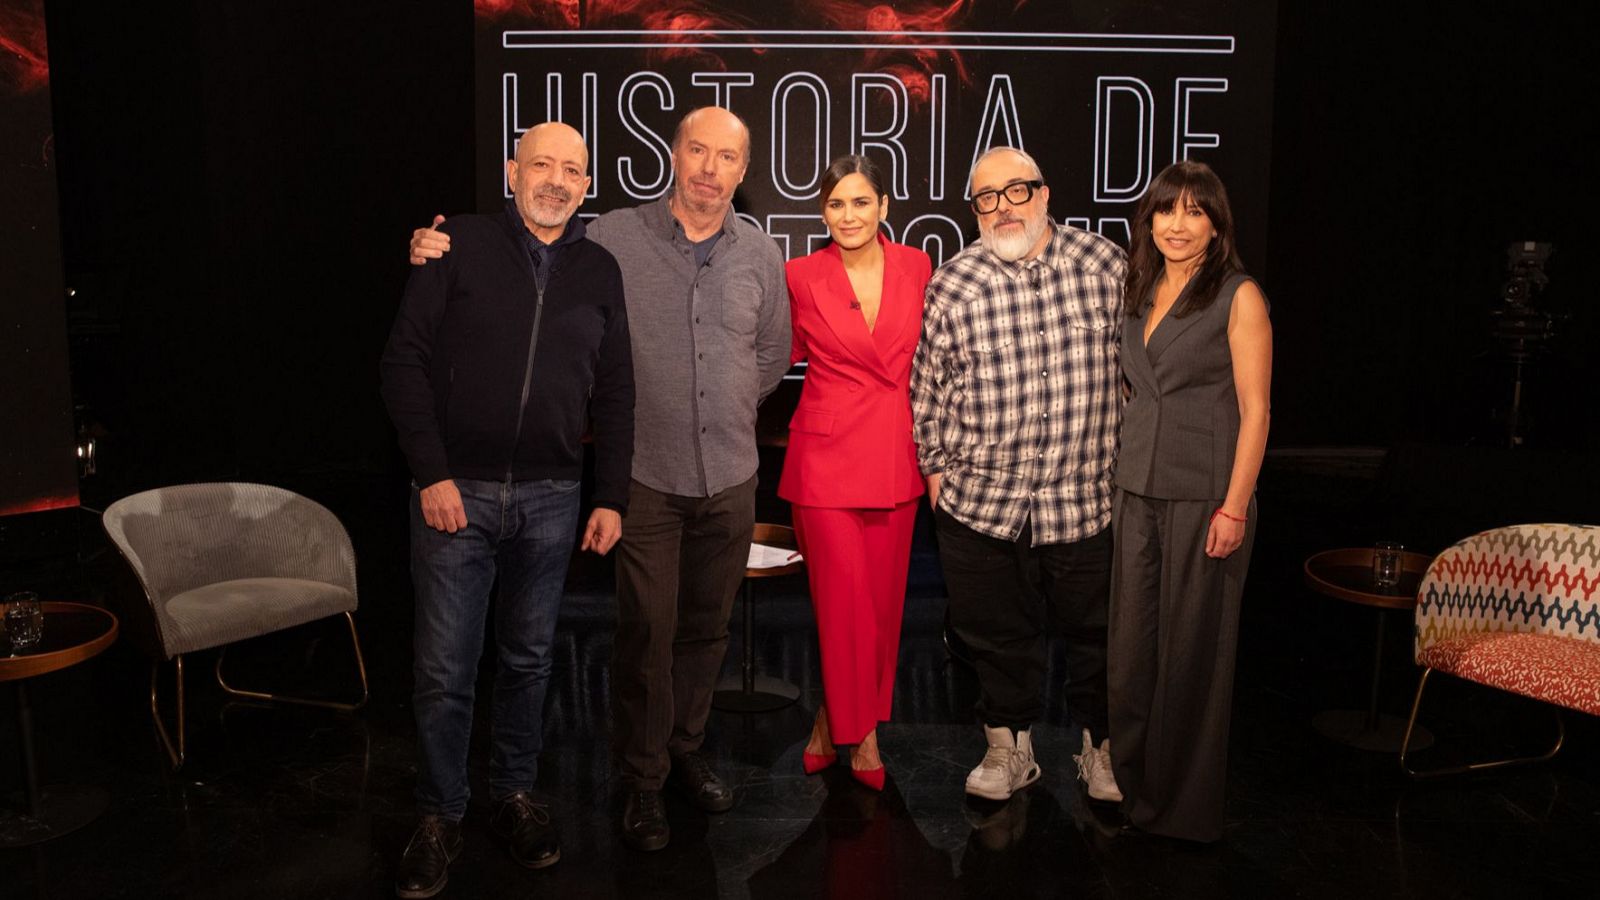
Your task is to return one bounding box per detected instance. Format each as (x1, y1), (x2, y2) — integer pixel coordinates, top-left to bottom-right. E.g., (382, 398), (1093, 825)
(0, 602), (120, 682)
(1303, 548), (1434, 610)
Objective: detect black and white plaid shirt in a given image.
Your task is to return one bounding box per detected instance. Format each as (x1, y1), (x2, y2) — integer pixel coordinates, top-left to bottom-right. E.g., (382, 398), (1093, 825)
(911, 223), (1127, 545)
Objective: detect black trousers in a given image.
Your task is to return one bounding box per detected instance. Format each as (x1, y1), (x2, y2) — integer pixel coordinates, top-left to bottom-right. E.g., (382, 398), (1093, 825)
(934, 508), (1111, 739)
(1108, 490), (1254, 843)
(611, 475), (757, 791)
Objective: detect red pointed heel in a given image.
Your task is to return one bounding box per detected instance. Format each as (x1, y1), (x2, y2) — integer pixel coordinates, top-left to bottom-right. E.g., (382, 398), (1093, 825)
(804, 707), (836, 775)
(803, 750), (838, 775)
(850, 764), (885, 792)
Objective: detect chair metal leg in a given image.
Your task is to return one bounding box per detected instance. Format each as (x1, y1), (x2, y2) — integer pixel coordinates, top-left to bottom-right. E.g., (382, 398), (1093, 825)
(150, 656), (187, 770)
(1399, 666), (1566, 779)
(213, 612), (370, 712)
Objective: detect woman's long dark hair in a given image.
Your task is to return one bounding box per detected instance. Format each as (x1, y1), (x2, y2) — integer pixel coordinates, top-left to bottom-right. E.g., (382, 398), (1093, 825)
(816, 154), (887, 212)
(1125, 160), (1244, 319)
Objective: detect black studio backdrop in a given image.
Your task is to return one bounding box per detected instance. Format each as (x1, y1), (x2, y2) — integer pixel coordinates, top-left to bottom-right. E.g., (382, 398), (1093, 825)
(1268, 5), (1590, 450)
(36, 2), (1592, 500)
(45, 1), (474, 498)
(1, 0), (77, 516)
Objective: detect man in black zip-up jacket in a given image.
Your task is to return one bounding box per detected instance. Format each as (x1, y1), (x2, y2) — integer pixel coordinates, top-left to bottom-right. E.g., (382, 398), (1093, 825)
(379, 122), (633, 899)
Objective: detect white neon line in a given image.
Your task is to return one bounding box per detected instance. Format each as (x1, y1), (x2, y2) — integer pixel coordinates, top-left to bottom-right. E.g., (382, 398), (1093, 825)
(504, 29), (1233, 41)
(501, 29), (1234, 53)
(503, 41), (1233, 54)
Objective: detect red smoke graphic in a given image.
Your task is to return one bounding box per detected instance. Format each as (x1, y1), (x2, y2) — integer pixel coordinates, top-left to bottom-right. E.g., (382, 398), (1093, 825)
(637, 8), (755, 70)
(822, 1), (987, 102)
(476, 1), (578, 27)
(0, 0), (50, 95)
(476, 0), (1029, 101)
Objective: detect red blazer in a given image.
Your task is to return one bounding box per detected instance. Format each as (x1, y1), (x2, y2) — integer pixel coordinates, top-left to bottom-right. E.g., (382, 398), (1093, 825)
(778, 235), (931, 509)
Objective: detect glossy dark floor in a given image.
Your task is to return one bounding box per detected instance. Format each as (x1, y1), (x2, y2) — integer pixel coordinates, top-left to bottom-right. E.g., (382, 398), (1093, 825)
(3, 455), (1598, 899)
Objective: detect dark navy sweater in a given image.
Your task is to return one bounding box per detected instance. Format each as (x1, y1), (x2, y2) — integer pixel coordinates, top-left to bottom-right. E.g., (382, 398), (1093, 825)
(380, 208), (634, 512)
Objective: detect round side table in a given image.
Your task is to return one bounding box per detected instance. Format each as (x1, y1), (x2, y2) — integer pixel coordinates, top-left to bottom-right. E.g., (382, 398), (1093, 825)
(713, 524), (805, 713)
(1303, 549), (1434, 752)
(0, 601), (120, 847)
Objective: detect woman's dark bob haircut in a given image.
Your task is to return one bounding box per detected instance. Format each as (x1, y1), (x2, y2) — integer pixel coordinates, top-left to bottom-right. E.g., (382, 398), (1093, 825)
(1125, 159), (1245, 320)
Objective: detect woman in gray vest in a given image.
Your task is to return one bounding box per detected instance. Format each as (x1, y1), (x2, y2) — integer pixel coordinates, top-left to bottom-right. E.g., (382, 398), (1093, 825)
(1105, 160), (1272, 842)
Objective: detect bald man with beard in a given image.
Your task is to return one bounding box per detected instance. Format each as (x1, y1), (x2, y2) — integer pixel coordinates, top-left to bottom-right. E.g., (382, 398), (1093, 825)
(382, 121), (634, 898)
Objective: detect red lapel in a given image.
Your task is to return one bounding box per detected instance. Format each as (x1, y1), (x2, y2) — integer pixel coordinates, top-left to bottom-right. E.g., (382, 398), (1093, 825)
(871, 239), (916, 358)
(812, 238), (897, 387)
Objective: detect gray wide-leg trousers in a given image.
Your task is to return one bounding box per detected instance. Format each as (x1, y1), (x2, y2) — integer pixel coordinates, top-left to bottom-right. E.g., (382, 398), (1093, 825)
(1108, 489), (1255, 843)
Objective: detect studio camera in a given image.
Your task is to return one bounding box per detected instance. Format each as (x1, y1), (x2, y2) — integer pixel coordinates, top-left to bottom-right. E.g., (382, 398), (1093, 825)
(1486, 240), (1566, 448)
(1491, 240), (1563, 346)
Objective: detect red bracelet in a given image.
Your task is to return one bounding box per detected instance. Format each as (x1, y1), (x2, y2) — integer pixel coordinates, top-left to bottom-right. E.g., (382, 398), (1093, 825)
(1211, 508), (1246, 524)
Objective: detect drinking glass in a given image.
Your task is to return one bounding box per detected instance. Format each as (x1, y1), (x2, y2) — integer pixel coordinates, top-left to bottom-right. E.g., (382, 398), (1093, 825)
(1372, 542), (1404, 590)
(5, 590), (44, 651)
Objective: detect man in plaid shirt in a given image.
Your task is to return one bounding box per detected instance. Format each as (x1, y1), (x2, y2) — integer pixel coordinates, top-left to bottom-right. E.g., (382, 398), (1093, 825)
(911, 146), (1127, 804)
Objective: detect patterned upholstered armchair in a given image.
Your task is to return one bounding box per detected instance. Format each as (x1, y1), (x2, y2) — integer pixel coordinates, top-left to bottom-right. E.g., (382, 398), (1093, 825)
(1402, 523), (1600, 777)
(102, 483), (370, 769)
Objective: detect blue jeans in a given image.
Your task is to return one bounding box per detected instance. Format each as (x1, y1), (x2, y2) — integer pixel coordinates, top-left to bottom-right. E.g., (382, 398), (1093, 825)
(410, 477), (580, 819)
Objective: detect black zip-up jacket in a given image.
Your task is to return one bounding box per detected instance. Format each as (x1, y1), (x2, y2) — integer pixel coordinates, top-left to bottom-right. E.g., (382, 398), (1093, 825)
(380, 208), (634, 512)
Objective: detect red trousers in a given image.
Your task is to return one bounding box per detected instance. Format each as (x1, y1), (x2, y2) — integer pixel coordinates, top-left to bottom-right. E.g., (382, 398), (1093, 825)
(791, 500), (918, 744)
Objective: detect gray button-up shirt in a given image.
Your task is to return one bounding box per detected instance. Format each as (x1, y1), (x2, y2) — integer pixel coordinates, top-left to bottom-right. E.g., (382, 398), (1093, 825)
(588, 197), (790, 498)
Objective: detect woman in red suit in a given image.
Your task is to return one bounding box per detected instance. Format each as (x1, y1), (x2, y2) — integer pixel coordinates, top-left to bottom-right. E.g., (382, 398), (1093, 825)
(779, 155), (932, 790)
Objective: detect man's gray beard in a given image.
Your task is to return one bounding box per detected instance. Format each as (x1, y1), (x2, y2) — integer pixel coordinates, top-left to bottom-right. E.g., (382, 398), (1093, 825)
(531, 209), (567, 228)
(981, 210), (1050, 262)
(520, 195), (571, 230)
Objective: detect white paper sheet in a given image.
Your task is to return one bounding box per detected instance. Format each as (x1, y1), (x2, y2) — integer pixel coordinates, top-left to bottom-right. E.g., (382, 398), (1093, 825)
(748, 542), (802, 569)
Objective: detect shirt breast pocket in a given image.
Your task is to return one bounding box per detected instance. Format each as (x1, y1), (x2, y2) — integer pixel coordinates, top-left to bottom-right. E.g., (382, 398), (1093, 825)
(1065, 302), (1114, 334)
(720, 274), (761, 335)
(971, 338), (1014, 382)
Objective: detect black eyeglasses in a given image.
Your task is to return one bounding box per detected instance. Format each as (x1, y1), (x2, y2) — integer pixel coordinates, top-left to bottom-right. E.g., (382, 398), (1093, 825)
(970, 179), (1044, 214)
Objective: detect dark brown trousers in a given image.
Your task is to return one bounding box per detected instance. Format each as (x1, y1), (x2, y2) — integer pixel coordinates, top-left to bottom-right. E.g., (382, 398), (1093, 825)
(611, 475), (756, 791)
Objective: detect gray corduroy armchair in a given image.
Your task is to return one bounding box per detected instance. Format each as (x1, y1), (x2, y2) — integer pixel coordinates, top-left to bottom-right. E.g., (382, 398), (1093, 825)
(102, 482), (369, 768)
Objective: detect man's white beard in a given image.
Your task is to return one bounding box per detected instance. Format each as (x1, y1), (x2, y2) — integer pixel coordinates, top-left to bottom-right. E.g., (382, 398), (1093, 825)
(981, 210), (1049, 262)
(521, 190), (572, 230)
(530, 208), (567, 229)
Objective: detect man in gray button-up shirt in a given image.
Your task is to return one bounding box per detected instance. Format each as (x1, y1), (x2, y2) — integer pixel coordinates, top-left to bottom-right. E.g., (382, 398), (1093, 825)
(588, 172), (790, 498)
(408, 107), (789, 852)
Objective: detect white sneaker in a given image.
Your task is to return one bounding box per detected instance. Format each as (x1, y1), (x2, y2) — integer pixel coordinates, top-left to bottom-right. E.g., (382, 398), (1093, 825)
(965, 725), (1041, 800)
(1074, 731), (1123, 803)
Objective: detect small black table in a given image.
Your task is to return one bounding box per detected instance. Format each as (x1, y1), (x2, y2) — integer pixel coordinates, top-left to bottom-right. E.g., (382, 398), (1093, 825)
(713, 524), (805, 713)
(0, 601), (119, 847)
(1304, 549), (1435, 752)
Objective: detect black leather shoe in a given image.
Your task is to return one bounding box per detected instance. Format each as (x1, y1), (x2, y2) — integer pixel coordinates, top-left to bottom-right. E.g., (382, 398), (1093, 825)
(395, 815), (463, 899)
(490, 792), (560, 869)
(620, 790), (670, 851)
(670, 752), (735, 813)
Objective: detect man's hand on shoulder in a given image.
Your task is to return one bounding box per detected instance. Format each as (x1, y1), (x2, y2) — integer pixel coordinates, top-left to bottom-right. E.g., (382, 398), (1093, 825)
(419, 479), (468, 533)
(409, 214), (451, 266)
(581, 508), (623, 555)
